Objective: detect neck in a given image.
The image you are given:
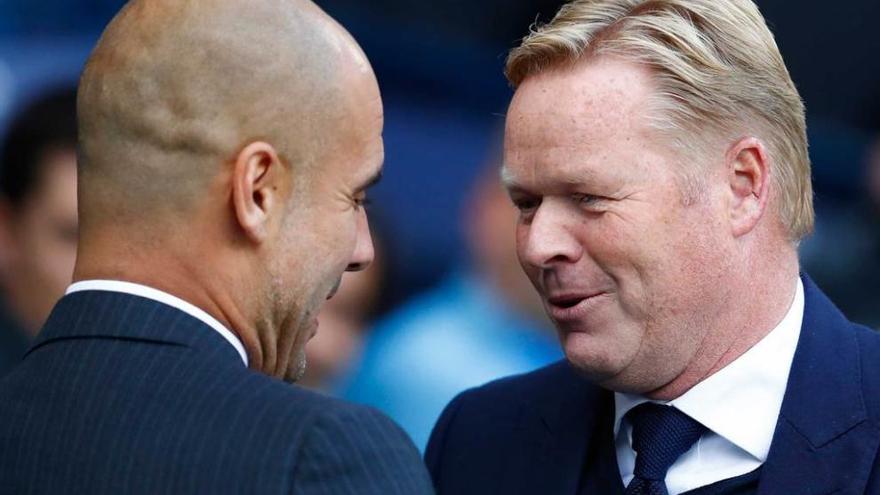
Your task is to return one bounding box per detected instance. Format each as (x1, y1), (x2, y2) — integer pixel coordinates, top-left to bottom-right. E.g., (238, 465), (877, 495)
(645, 247), (800, 401)
(73, 234), (266, 372)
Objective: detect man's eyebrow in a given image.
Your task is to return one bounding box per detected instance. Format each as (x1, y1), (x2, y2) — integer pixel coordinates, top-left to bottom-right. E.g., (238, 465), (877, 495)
(499, 166), (518, 190)
(499, 167), (536, 194)
(501, 164), (603, 190)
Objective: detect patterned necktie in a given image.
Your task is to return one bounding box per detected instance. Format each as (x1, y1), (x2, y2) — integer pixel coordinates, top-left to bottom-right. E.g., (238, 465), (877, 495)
(624, 403), (707, 495)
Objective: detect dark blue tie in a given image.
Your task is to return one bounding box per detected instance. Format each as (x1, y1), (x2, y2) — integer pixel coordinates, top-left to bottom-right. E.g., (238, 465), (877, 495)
(624, 403), (707, 495)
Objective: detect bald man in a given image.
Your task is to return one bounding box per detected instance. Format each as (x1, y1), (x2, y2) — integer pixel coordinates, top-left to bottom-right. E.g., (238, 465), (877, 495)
(0, 1), (433, 494)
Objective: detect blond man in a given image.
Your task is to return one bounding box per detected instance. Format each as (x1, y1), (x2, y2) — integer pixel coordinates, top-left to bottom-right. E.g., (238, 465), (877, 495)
(426, 1), (880, 493)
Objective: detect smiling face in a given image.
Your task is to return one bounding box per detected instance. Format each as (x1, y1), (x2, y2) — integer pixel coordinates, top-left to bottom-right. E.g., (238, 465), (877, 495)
(503, 57), (735, 394)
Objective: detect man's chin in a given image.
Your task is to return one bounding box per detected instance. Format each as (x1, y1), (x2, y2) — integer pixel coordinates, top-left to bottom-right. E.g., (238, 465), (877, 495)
(563, 338), (631, 388)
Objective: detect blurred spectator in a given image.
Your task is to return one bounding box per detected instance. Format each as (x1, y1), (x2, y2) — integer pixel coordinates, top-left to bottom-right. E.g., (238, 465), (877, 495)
(0, 87), (78, 375)
(301, 226), (389, 392)
(341, 153), (562, 451)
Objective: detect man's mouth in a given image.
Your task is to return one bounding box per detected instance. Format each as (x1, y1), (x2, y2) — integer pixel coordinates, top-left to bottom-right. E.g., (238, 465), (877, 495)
(547, 290), (605, 307)
(545, 290), (609, 321)
(547, 294), (588, 309)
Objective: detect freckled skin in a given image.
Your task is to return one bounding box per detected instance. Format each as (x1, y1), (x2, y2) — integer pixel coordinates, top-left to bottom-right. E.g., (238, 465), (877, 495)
(503, 57), (778, 397)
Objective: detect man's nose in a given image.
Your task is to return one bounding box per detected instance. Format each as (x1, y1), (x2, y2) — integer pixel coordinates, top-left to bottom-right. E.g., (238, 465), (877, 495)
(518, 201), (583, 270)
(346, 211), (375, 272)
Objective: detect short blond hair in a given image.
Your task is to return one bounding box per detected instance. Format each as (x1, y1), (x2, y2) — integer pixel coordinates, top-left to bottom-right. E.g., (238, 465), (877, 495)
(507, 0), (813, 240)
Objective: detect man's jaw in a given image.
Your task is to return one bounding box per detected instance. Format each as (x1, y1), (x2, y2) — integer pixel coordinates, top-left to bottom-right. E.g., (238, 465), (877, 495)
(325, 278), (342, 300)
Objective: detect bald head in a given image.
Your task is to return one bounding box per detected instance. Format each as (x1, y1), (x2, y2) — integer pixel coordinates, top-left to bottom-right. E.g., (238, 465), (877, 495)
(78, 0), (374, 228)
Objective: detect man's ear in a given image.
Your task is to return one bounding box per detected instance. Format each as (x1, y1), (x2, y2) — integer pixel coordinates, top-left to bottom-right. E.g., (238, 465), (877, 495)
(231, 142), (288, 244)
(726, 137), (771, 238)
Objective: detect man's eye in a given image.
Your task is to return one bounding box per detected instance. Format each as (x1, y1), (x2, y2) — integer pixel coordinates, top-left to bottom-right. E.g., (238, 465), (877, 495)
(354, 196), (372, 210)
(511, 196), (541, 212)
(573, 194), (603, 208)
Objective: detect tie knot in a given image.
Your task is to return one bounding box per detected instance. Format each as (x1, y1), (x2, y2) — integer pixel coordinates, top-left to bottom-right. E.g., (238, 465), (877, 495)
(625, 403), (706, 481)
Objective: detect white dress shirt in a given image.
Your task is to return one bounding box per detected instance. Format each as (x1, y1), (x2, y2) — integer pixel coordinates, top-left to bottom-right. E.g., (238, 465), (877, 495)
(66, 280), (249, 366)
(614, 278), (804, 494)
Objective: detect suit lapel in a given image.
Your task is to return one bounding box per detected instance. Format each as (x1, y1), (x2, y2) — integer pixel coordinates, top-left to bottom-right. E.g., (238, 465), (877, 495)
(757, 276), (880, 495)
(516, 363), (619, 494)
(578, 396), (626, 495)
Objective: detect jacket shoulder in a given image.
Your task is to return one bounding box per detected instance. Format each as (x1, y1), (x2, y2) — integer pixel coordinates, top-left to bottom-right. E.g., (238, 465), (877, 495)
(425, 360), (603, 493)
(425, 361), (592, 455)
(453, 359), (584, 407)
(290, 395), (434, 494)
(431, 360), (595, 436)
(204, 370), (433, 494)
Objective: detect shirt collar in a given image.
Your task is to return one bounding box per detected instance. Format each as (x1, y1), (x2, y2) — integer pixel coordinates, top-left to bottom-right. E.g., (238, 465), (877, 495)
(614, 277), (804, 461)
(66, 280), (249, 367)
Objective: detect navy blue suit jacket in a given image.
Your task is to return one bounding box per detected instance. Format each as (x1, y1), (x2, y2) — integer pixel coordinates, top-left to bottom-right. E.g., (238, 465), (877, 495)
(0, 303), (28, 378)
(426, 276), (880, 494)
(0, 290), (434, 494)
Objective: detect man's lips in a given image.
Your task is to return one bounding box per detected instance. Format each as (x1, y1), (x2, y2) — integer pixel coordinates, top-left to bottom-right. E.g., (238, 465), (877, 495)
(545, 290), (610, 322)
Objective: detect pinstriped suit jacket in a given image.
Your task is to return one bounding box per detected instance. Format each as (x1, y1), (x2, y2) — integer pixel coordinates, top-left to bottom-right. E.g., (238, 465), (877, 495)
(0, 290), (434, 494)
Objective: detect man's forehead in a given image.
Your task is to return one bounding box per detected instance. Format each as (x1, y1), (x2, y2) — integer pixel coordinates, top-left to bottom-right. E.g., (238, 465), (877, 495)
(351, 145), (384, 188)
(506, 57), (655, 139)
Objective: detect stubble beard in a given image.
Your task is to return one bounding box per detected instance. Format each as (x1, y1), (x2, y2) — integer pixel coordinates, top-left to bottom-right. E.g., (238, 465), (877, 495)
(284, 349), (308, 383)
